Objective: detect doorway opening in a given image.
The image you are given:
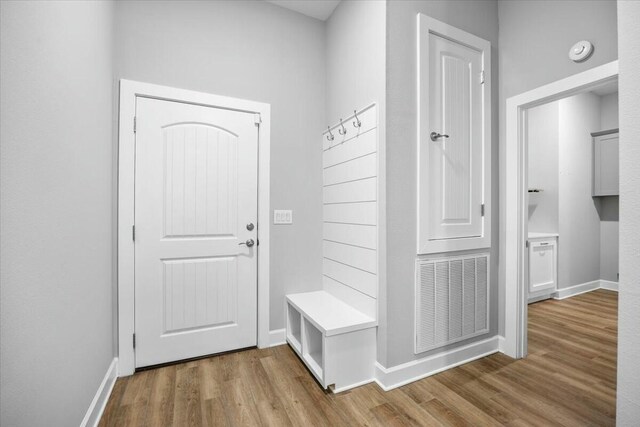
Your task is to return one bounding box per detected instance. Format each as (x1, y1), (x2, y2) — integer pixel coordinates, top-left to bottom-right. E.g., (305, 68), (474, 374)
(502, 61), (619, 358)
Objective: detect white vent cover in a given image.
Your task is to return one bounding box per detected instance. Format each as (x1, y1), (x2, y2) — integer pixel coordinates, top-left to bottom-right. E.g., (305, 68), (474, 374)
(415, 253), (489, 353)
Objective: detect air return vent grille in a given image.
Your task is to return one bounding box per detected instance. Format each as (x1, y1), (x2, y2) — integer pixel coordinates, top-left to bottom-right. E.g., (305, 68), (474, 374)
(415, 254), (489, 354)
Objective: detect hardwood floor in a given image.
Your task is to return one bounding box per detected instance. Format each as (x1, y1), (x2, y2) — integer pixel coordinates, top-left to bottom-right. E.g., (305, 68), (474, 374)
(100, 290), (617, 426)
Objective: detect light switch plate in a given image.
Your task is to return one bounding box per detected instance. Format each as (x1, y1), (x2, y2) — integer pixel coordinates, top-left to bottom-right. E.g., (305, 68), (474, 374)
(273, 209), (293, 225)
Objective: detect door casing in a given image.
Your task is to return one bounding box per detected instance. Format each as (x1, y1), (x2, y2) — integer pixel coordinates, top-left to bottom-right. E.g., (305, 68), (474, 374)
(117, 79), (271, 376)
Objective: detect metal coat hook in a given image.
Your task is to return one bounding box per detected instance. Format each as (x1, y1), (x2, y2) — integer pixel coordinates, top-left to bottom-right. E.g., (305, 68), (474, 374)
(338, 119), (347, 135)
(353, 110), (362, 128)
(326, 126), (335, 141)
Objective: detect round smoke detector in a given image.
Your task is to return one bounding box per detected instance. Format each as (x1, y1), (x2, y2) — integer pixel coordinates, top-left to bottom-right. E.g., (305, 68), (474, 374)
(569, 40), (594, 62)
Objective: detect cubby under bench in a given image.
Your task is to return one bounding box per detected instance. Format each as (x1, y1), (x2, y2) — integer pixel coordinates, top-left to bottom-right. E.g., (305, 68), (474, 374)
(285, 291), (377, 392)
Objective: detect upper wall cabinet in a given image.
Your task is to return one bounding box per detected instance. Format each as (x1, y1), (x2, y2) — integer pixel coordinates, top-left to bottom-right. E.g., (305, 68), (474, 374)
(592, 129), (619, 196)
(417, 15), (491, 254)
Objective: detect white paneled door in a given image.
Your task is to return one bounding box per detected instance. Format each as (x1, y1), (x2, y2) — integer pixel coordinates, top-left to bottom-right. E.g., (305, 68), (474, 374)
(417, 15), (491, 254)
(427, 34), (483, 240)
(134, 97), (258, 368)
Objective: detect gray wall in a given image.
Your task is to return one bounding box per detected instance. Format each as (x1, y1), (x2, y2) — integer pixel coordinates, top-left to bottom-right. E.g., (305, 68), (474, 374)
(385, 0), (499, 367)
(527, 102), (559, 234)
(498, 0), (618, 334)
(325, 1), (385, 122)
(617, 0), (640, 422)
(600, 92), (619, 130)
(114, 0), (326, 331)
(325, 0), (388, 364)
(558, 93), (602, 288)
(0, 1), (115, 426)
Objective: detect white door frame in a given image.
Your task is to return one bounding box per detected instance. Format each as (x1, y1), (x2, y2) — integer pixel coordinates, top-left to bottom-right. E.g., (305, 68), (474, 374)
(117, 80), (271, 376)
(502, 61), (618, 358)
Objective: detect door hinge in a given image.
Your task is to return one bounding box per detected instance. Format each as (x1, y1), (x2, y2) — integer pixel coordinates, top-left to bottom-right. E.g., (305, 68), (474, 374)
(526, 240), (529, 248)
(133, 116), (137, 133)
(132, 225), (135, 242)
(480, 70), (485, 85)
(481, 204), (485, 216)
(133, 333), (136, 349)
(254, 113), (262, 126)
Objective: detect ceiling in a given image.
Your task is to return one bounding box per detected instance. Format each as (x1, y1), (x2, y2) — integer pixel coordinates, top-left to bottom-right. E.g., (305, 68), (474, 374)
(266, 0), (341, 21)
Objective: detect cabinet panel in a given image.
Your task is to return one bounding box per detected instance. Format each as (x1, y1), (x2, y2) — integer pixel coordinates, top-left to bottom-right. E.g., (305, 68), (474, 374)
(528, 239), (557, 296)
(593, 131), (619, 196)
(417, 15), (491, 254)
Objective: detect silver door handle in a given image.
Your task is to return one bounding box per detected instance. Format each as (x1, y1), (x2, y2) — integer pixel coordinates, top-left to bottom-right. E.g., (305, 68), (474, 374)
(239, 239), (255, 247)
(430, 132), (450, 141)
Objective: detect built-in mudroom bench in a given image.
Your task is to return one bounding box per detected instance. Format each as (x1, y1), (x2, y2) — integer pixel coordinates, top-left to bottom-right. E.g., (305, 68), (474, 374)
(285, 104), (380, 393)
(286, 291), (377, 392)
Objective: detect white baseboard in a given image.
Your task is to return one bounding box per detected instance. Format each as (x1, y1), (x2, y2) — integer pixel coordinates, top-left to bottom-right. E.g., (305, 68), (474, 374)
(374, 336), (500, 391)
(269, 328), (286, 347)
(498, 335), (506, 353)
(80, 357), (118, 427)
(528, 293), (554, 304)
(600, 280), (619, 292)
(332, 378), (375, 393)
(554, 279), (618, 300)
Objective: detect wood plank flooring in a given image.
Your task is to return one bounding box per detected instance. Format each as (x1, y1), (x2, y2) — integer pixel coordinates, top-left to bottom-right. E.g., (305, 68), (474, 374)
(100, 289), (617, 426)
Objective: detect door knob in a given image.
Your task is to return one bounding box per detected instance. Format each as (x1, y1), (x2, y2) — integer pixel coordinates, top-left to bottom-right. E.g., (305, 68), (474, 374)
(239, 239), (255, 247)
(430, 132), (450, 141)
(246, 223), (255, 231)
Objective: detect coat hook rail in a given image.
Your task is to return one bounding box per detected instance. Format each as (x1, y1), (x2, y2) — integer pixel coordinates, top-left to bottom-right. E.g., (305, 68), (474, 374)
(323, 103), (377, 142)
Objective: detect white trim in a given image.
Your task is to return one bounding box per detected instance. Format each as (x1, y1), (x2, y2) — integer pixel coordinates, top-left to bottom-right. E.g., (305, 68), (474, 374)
(554, 279), (619, 299)
(269, 328), (286, 347)
(497, 336), (506, 353)
(554, 280), (601, 300)
(600, 280), (619, 292)
(332, 378), (375, 394)
(117, 80), (271, 376)
(503, 61), (618, 359)
(374, 336), (499, 391)
(80, 358), (118, 427)
(416, 14), (492, 254)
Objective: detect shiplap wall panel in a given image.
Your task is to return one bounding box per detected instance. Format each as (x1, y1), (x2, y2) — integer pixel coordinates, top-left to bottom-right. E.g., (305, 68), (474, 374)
(324, 223), (377, 250)
(323, 177), (377, 204)
(323, 153), (377, 186)
(323, 202), (377, 225)
(323, 129), (377, 168)
(323, 240), (377, 274)
(323, 258), (377, 298)
(323, 276), (377, 318)
(322, 104), (378, 320)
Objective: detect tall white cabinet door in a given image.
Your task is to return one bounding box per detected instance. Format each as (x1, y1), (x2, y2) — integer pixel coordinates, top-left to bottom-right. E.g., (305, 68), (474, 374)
(134, 97), (258, 368)
(418, 15), (491, 254)
(593, 132), (619, 196)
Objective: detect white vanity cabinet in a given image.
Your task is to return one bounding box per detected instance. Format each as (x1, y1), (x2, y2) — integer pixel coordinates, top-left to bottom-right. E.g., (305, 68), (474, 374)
(528, 233), (558, 299)
(592, 129), (619, 197)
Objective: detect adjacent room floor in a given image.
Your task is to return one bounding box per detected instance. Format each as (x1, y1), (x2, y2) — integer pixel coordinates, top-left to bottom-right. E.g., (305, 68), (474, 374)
(100, 290), (617, 426)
